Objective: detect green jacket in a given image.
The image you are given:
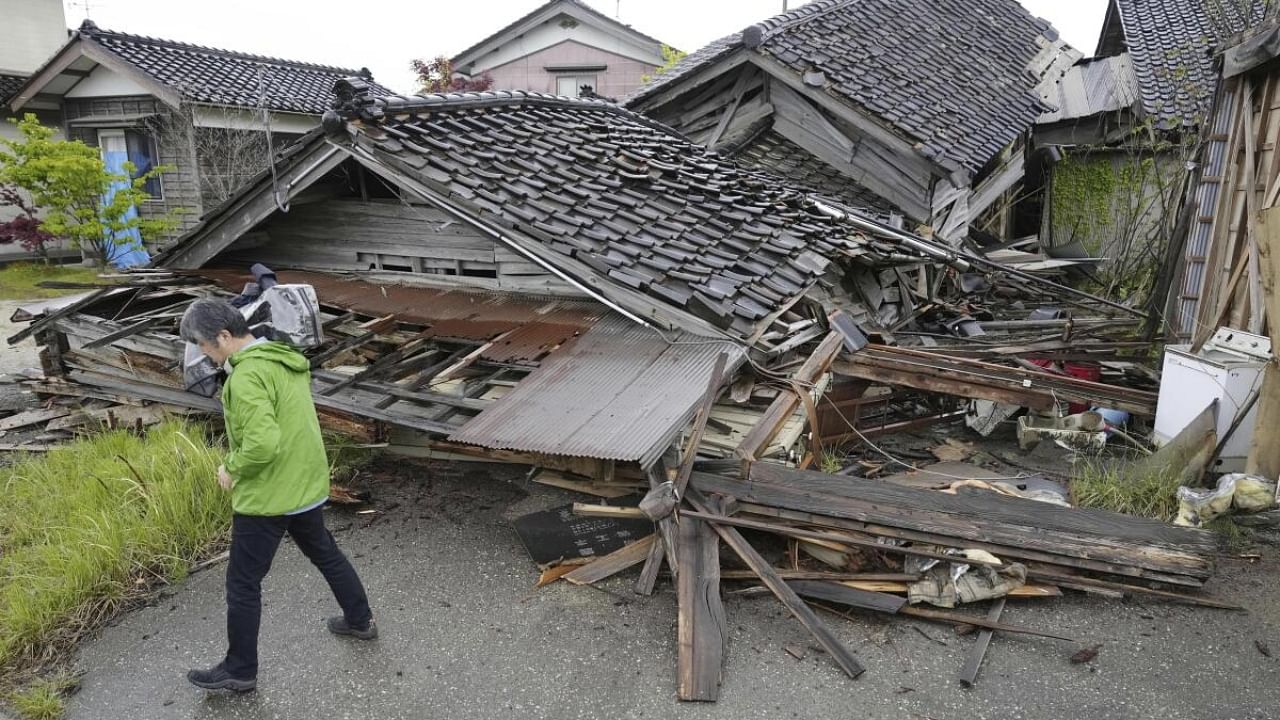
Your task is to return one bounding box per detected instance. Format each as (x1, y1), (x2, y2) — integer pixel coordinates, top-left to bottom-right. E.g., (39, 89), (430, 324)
(222, 341), (329, 516)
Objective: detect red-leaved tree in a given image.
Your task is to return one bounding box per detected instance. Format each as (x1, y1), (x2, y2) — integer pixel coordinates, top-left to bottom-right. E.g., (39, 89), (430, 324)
(411, 56), (495, 93)
(0, 184), (55, 259)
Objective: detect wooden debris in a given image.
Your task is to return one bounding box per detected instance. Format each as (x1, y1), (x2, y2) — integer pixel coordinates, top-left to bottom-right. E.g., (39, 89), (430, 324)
(1070, 644), (1102, 664)
(572, 503), (646, 519)
(688, 490), (866, 680)
(563, 535), (657, 586)
(0, 407), (73, 432)
(676, 511), (726, 701)
(958, 597), (1005, 688)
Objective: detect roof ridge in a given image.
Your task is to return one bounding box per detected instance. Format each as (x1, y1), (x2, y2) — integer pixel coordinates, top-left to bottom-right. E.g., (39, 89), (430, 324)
(749, 0), (861, 46)
(78, 20), (374, 78)
(325, 79), (688, 143)
(450, 0), (670, 67)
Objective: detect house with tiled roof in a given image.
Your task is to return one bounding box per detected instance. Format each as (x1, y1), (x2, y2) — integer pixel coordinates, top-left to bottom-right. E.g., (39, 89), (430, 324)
(6, 19), (395, 243)
(450, 0), (672, 100)
(624, 0), (1079, 242)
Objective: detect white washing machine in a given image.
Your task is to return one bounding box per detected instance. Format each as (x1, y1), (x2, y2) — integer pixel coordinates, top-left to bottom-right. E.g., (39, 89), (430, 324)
(1153, 328), (1272, 473)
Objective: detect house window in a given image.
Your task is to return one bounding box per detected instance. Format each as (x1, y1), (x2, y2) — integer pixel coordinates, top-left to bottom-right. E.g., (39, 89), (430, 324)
(556, 75), (596, 98)
(98, 129), (163, 199)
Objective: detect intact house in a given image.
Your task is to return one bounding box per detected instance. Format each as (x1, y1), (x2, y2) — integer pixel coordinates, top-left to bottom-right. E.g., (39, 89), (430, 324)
(622, 0), (1080, 243)
(0, 0), (67, 257)
(6, 19), (395, 255)
(450, 0), (671, 100)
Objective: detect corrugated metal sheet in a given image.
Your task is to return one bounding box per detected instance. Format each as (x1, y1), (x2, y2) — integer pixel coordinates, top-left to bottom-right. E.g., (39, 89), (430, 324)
(450, 315), (745, 466)
(1038, 54), (1142, 124)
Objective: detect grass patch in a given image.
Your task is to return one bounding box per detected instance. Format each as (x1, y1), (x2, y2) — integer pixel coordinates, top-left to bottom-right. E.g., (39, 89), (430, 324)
(0, 421), (229, 676)
(325, 430), (382, 485)
(1070, 456), (1182, 520)
(0, 262), (106, 300)
(4, 675), (78, 720)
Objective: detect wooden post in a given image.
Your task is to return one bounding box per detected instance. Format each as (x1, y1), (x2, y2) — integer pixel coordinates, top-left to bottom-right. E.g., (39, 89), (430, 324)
(1247, 207), (1280, 480)
(676, 511), (727, 701)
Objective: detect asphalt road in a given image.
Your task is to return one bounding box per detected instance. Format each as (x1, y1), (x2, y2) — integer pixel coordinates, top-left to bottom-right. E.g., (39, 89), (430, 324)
(59, 457), (1280, 720)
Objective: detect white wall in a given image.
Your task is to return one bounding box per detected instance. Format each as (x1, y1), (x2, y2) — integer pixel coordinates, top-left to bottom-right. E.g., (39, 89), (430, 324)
(0, 0), (67, 75)
(464, 15), (661, 75)
(64, 65), (152, 98)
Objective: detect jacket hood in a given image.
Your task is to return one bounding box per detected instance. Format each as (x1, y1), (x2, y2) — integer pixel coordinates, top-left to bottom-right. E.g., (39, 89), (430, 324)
(227, 340), (309, 373)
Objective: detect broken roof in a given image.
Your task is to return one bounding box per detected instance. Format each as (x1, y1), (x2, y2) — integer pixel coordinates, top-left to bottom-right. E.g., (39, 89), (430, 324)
(319, 80), (938, 341)
(451, 314), (743, 466)
(625, 0), (1069, 174)
(9, 20), (396, 115)
(1102, 0), (1220, 125)
(722, 125), (902, 218)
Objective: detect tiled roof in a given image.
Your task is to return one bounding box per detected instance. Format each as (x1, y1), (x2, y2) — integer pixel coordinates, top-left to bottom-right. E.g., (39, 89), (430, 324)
(725, 127), (902, 219)
(77, 21), (395, 114)
(327, 83), (934, 339)
(0, 74), (26, 105)
(452, 0), (668, 67)
(626, 0), (1066, 174)
(1112, 0), (1233, 125)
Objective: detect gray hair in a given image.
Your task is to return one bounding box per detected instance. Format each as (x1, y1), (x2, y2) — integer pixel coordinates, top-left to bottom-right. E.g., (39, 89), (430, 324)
(180, 299), (250, 344)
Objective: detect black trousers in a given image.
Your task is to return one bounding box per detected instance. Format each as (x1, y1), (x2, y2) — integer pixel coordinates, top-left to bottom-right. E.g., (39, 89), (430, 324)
(224, 506), (372, 679)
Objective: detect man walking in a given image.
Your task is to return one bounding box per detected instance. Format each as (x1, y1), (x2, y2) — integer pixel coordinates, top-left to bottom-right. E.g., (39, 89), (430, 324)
(181, 299), (375, 692)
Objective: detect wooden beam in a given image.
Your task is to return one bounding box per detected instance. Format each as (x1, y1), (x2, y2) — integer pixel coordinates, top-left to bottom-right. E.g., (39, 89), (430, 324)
(633, 533), (666, 596)
(562, 535), (656, 586)
(674, 353), (729, 499)
(1248, 206), (1280, 479)
(676, 512), (727, 701)
(687, 491), (866, 680)
(736, 332), (842, 462)
(958, 598), (1005, 688)
(706, 69), (753, 150)
(572, 503), (646, 519)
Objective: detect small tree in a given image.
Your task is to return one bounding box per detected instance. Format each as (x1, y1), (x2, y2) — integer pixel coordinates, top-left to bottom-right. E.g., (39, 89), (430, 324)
(640, 44), (686, 83)
(0, 184), (55, 259)
(411, 56), (494, 93)
(0, 114), (177, 265)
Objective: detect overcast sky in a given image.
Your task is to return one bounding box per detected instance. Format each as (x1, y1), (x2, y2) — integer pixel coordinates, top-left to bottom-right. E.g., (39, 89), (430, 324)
(63, 0), (1109, 94)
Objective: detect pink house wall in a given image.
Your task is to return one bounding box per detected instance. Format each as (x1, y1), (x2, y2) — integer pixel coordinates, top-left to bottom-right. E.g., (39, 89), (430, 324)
(484, 40), (658, 99)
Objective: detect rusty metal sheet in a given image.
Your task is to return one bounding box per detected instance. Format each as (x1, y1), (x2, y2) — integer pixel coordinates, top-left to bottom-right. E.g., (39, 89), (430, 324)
(196, 269), (604, 352)
(449, 315), (745, 466)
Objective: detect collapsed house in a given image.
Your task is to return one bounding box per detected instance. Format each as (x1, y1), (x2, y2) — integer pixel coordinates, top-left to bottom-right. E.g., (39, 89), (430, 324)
(623, 0), (1079, 241)
(5, 80), (1223, 699)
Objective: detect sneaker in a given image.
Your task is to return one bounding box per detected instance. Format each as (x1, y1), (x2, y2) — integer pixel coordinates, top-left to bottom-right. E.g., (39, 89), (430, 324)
(327, 616), (378, 640)
(186, 662), (256, 692)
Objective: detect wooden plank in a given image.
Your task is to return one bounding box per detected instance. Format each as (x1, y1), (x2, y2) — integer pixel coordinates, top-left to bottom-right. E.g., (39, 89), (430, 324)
(0, 407), (73, 431)
(692, 469), (1214, 582)
(834, 358), (1057, 411)
(706, 69), (753, 150)
(633, 533), (666, 596)
(788, 582), (1075, 642)
(681, 509), (1004, 568)
(739, 501), (1206, 588)
(674, 352), (729, 500)
(1248, 206), (1280, 479)
(676, 513), (727, 701)
(736, 332), (843, 462)
(958, 598), (1004, 688)
(562, 535), (656, 586)
(745, 463), (1212, 563)
(572, 503), (646, 519)
(687, 492), (866, 680)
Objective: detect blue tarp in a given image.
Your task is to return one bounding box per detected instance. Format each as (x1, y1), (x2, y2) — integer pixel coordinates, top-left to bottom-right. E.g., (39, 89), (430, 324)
(101, 148), (151, 269)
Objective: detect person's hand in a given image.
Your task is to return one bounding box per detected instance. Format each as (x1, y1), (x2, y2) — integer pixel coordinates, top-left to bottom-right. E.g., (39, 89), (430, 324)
(217, 465), (233, 491)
